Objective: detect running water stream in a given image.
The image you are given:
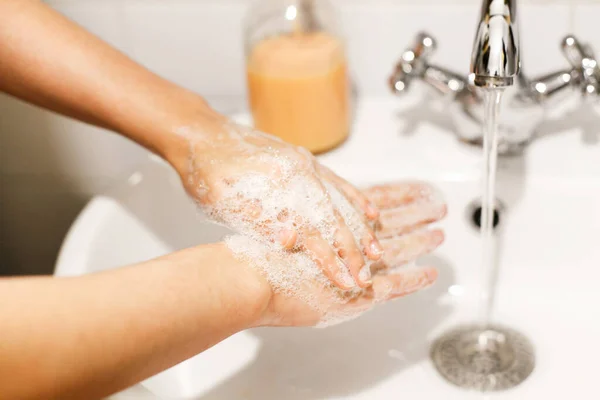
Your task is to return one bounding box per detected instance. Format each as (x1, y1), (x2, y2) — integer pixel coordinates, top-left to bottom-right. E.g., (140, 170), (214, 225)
(431, 87), (535, 391)
(479, 88), (504, 324)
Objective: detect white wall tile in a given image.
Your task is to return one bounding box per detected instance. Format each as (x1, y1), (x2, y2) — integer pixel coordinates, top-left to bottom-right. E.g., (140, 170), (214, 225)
(573, 3), (600, 59)
(519, 4), (573, 78)
(122, 0), (249, 97)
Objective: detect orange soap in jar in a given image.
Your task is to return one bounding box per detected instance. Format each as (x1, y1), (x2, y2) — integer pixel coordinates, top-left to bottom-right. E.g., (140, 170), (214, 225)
(244, 1), (351, 154)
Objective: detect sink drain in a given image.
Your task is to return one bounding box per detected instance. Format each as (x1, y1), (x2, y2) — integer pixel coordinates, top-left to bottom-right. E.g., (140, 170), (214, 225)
(467, 198), (505, 230)
(431, 324), (535, 391)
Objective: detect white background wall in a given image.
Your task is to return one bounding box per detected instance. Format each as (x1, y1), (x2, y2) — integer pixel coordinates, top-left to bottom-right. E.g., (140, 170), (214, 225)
(1, 0), (599, 275)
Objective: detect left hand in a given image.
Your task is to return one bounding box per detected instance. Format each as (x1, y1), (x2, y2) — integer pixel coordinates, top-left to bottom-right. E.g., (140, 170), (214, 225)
(240, 181), (447, 328)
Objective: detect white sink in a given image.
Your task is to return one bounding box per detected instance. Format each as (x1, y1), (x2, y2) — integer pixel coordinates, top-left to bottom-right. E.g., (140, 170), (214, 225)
(55, 97), (600, 399)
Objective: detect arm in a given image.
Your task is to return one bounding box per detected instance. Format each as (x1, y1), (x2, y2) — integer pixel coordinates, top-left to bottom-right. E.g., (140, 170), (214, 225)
(0, 0), (382, 288)
(0, 243), (271, 400)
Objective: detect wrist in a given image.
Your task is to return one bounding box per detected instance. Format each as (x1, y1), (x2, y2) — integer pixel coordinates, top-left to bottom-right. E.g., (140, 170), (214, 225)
(207, 243), (273, 330)
(111, 80), (228, 175)
(157, 96), (229, 178)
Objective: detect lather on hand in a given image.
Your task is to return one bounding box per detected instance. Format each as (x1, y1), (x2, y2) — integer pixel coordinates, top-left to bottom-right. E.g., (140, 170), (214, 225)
(231, 180), (447, 328)
(174, 119), (385, 290)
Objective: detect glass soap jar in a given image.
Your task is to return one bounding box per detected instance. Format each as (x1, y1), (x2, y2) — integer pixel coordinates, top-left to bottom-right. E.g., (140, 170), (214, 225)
(244, 0), (351, 154)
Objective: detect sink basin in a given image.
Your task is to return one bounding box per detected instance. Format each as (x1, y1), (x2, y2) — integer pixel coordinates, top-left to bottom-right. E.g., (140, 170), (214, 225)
(55, 97), (600, 399)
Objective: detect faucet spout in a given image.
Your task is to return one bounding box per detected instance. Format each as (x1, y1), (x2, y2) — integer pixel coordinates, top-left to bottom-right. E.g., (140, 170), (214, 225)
(471, 0), (520, 88)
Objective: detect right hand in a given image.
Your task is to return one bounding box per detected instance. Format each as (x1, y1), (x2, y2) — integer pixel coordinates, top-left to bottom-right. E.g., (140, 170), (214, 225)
(173, 118), (383, 290)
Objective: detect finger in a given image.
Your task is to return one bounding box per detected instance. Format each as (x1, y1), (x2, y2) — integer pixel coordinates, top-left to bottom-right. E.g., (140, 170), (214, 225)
(320, 177), (383, 263)
(302, 227), (357, 290)
(345, 266), (437, 312)
(278, 229), (298, 249)
(275, 209), (298, 249)
(288, 173), (357, 289)
(379, 229), (445, 266)
(319, 165), (379, 220)
(373, 267), (438, 301)
(362, 182), (438, 210)
(376, 202), (447, 239)
(369, 260), (388, 276)
(359, 229), (384, 262)
(331, 210), (370, 287)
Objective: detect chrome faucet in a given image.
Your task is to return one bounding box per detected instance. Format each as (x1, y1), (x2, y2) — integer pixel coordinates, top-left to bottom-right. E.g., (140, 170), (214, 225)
(389, 0), (599, 154)
(471, 0), (519, 88)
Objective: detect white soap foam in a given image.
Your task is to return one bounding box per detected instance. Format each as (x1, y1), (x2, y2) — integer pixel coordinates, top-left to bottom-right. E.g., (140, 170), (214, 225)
(221, 179), (377, 327)
(183, 122), (392, 327)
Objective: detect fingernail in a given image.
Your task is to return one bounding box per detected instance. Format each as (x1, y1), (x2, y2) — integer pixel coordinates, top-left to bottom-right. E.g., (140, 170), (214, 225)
(358, 265), (372, 284)
(337, 268), (357, 288)
(278, 229), (297, 249)
(437, 204), (448, 219)
(369, 240), (384, 258)
(432, 230), (445, 246)
(425, 268), (439, 282)
(366, 202), (379, 218)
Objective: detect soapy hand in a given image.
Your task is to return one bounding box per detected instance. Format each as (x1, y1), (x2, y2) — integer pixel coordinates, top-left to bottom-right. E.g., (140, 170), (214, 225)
(179, 121), (383, 289)
(229, 181), (447, 328)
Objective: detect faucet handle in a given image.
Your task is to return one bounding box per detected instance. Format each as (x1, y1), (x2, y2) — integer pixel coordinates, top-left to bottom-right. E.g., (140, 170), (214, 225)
(389, 32), (467, 98)
(562, 36), (591, 69)
(561, 36), (599, 99)
(389, 32), (437, 94)
(412, 32), (437, 59)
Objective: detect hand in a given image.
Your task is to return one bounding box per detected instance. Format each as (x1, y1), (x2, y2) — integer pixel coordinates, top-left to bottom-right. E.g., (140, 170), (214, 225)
(176, 119), (383, 290)
(233, 181), (447, 328)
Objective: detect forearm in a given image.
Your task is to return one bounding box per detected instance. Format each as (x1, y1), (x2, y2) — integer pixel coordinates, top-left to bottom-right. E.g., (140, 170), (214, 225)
(0, 0), (222, 166)
(0, 243), (269, 400)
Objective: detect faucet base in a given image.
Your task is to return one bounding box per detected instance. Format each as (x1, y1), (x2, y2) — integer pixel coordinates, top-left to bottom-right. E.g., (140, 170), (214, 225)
(431, 324), (535, 392)
(473, 75), (514, 88)
(460, 136), (530, 157)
